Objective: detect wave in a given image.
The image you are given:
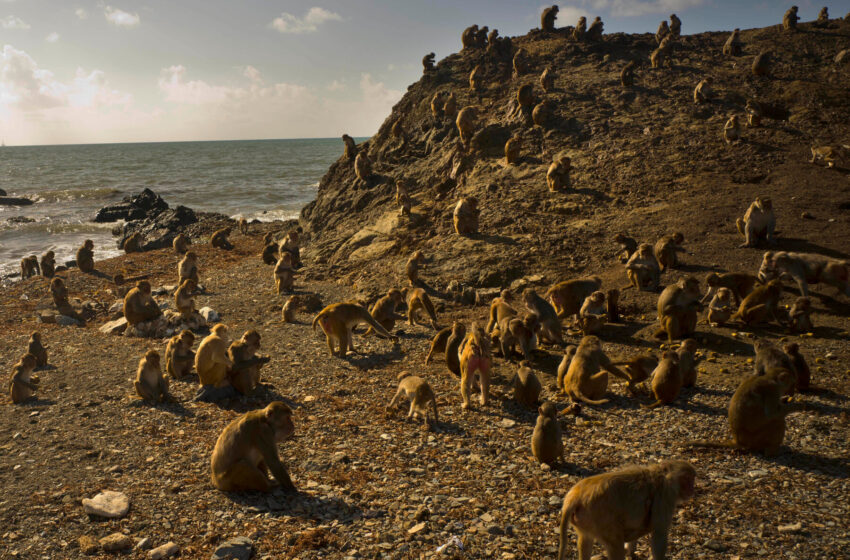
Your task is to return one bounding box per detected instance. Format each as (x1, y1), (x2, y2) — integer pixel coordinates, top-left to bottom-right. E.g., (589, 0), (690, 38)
(28, 187), (120, 204)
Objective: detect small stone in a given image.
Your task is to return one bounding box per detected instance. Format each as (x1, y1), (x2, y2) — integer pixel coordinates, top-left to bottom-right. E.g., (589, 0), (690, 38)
(211, 536), (254, 560)
(99, 317), (128, 335)
(497, 419), (516, 428)
(78, 535), (99, 555)
(148, 542), (179, 559)
(778, 522), (803, 533)
(100, 533), (133, 552)
(82, 491), (130, 518)
(136, 537), (152, 550)
(836, 49), (849, 64)
(704, 539), (726, 552)
(56, 314), (80, 326)
(199, 307), (220, 323)
(407, 522), (426, 534)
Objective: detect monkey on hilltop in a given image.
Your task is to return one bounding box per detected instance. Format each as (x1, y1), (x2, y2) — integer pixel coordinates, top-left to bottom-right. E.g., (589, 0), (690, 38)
(620, 60), (636, 87)
(723, 28), (742, 56)
(342, 134), (357, 161)
(422, 52), (435, 73)
(540, 5), (558, 31)
(783, 6), (799, 31)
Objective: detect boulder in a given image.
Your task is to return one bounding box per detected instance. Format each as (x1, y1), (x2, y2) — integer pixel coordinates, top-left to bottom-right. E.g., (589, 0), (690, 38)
(100, 317), (128, 335)
(198, 307), (220, 324)
(0, 188), (5, 196)
(211, 536), (254, 560)
(94, 188), (168, 223)
(56, 315), (81, 327)
(117, 205), (199, 251)
(0, 196), (34, 206)
(82, 491), (130, 518)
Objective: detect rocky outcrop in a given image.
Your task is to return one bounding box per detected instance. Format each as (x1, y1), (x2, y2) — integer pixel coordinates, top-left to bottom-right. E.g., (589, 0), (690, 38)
(94, 188), (169, 223)
(116, 205), (199, 251)
(0, 196), (33, 206)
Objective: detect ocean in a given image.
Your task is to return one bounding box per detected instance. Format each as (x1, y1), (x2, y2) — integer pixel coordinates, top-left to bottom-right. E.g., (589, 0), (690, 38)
(0, 138), (352, 278)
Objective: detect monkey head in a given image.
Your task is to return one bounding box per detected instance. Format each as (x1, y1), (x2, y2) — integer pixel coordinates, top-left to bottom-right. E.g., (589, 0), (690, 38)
(783, 342), (799, 355)
(242, 330), (262, 350)
(679, 339), (697, 353)
(662, 460), (696, 501)
(265, 402), (295, 442)
(179, 329), (195, 346)
(44, 250), (54, 259)
(212, 324), (228, 338)
(50, 278), (64, 291)
(136, 280), (152, 294)
(21, 353), (38, 369)
(84, 239), (94, 250)
(538, 401), (558, 418)
(30, 332), (41, 342)
(637, 243), (653, 257)
(755, 196), (772, 210)
(451, 321), (466, 337)
(678, 276), (700, 296)
(523, 313), (541, 333)
(387, 288), (404, 305)
(672, 232), (685, 244)
(662, 350), (679, 362)
(590, 291), (605, 304)
(144, 350), (161, 366)
(185, 251), (198, 261)
(716, 287), (732, 300)
(466, 196), (479, 209)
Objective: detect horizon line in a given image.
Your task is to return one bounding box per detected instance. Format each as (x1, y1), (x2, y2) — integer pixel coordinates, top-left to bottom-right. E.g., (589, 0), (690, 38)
(0, 135), (373, 149)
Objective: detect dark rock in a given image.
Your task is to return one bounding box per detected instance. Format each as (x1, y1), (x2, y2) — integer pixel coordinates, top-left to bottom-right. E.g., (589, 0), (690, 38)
(94, 188), (169, 223)
(119, 205), (198, 250)
(0, 197), (34, 206)
(0, 188), (5, 195)
(7, 216), (35, 224)
(210, 536), (254, 560)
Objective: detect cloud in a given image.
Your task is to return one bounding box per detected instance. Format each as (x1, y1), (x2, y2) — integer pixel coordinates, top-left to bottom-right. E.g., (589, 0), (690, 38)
(46, 32), (60, 43)
(271, 7), (342, 34)
(326, 80), (345, 92)
(75, 8), (87, 19)
(104, 6), (140, 28)
(541, 5), (587, 26)
(1, 15), (30, 29)
(587, 0), (703, 17)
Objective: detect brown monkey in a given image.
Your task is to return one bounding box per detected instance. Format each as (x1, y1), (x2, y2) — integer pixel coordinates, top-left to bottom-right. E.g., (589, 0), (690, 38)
(261, 240), (279, 266)
(9, 354), (39, 404)
(522, 287), (563, 344)
(312, 303), (398, 357)
(650, 35), (673, 68)
(123, 280), (162, 326)
(273, 253), (296, 294)
(406, 250), (425, 286)
(606, 288), (620, 323)
(669, 13), (681, 36)
(586, 16), (603, 40)
(611, 353), (658, 395)
(425, 325), (452, 365)
(655, 276), (701, 342)
(810, 145), (845, 168)
(758, 251), (850, 297)
(753, 339), (797, 397)
(512, 48), (529, 75)
(578, 291), (606, 335)
(752, 51), (770, 76)
(531, 401), (563, 465)
(469, 65), (483, 93)
(513, 363), (542, 408)
(122, 232), (142, 253)
(815, 7), (829, 26)
(736, 196), (774, 247)
(461, 24), (479, 49)
(278, 229), (301, 267)
(677, 340), (699, 388)
(76, 239), (94, 273)
(723, 28), (742, 56)
(367, 288), (405, 333)
(210, 402), (296, 492)
(430, 92), (446, 118)
(745, 99), (763, 127)
(455, 107), (477, 149)
(174, 278), (197, 319)
(405, 287), (439, 330)
(486, 291), (517, 333)
(563, 336), (629, 405)
(706, 287), (735, 326)
(732, 279), (783, 326)
(40, 251), (55, 278)
(625, 243), (660, 291)
(783, 6), (799, 31)
(655, 232), (685, 272)
(387, 372), (438, 428)
(557, 460), (696, 560)
(492, 314), (539, 361)
(238, 217), (249, 235)
(342, 133), (357, 161)
(656, 20), (669, 44)
(282, 296), (299, 323)
(693, 78), (713, 104)
(422, 52), (435, 72)
(134, 350), (169, 402)
(701, 271), (757, 306)
(787, 296), (814, 333)
(541, 5), (559, 31)
(642, 351), (681, 409)
(620, 60), (636, 87)
(49, 277), (84, 322)
(444, 322), (467, 377)
(178, 251), (200, 285)
(614, 233), (637, 263)
(547, 154), (571, 192)
(505, 135), (522, 165)
(396, 180), (412, 216)
(20, 255), (40, 279)
(540, 67), (555, 92)
(210, 227), (233, 250)
(453, 196), (479, 235)
(546, 277), (602, 320)
(724, 115), (741, 143)
(173, 233), (190, 254)
(442, 93), (457, 120)
(27, 332), (48, 367)
(556, 345), (578, 393)
(516, 84), (535, 113)
(475, 25), (489, 48)
(165, 329), (195, 380)
(459, 323), (492, 409)
(572, 16), (586, 41)
(196, 324), (233, 388)
(783, 342), (811, 392)
(228, 330), (271, 395)
(532, 102), (552, 128)
(354, 151), (372, 186)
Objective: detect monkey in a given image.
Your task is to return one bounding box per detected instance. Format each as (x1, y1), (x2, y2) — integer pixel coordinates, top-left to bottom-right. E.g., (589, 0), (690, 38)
(210, 228), (233, 250)
(178, 251), (200, 286)
(9, 354), (39, 404)
(783, 342), (811, 392)
(605, 288), (620, 323)
(547, 154), (571, 192)
(405, 287), (439, 330)
(390, 119), (407, 148)
(196, 324), (233, 388)
(693, 78), (713, 104)
(173, 233), (190, 254)
(654, 232), (685, 272)
(572, 16), (586, 41)
(505, 135), (522, 165)
(745, 99), (763, 127)
(752, 51), (770, 76)
(238, 217), (249, 236)
(736, 196), (775, 247)
(557, 460), (696, 560)
(228, 330), (271, 395)
(578, 291), (606, 335)
(620, 60), (636, 87)
(650, 35), (673, 68)
(425, 325), (452, 365)
(40, 251), (55, 278)
(512, 363), (542, 408)
(625, 243), (660, 291)
(282, 296), (299, 323)
(387, 372), (438, 428)
(669, 13), (681, 36)
(677, 339), (699, 388)
(690, 368), (802, 455)
(475, 25), (489, 48)
(522, 287), (563, 344)
(210, 401), (296, 492)
(312, 303), (399, 357)
(455, 107), (477, 148)
(453, 196), (479, 235)
(512, 48), (529, 76)
(642, 351), (682, 409)
(49, 277), (84, 322)
(445, 321), (467, 377)
(731, 279), (784, 326)
(783, 5), (799, 31)
(786, 297), (814, 333)
(614, 233), (637, 263)
(20, 255), (39, 279)
(396, 180), (412, 216)
(610, 353), (658, 395)
(492, 314), (539, 361)
(486, 292), (517, 333)
(531, 401), (563, 465)
(724, 115), (741, 144)
(532, 102), (552, 128)
(406, 250), (425, 286)
(563, 335), (629, 405)
(469, 65), (483, 93)
(706, 287), (735, 326)
(367, 288), (405, 333)
(134, 350), (169, 402)
(546, 277), (602, 320)
(123, 280), (162, 326)
(261, 237), (278, 266)
(541, 5), (559, 31)
(516, 84), (535, 114)
(76, 239), (94, 273)
(459, 323), (492, 409)
(461, 24), (479, 49)
(278, 229), (301, 268)
(723, 28), (742, 56)
(753, 338), (797, 395)
(27, 332), (48, 368)
(655, 276), (701, 342)
(656, 20), (669, 44)
(556, 345), (578, 393)
(354, 151), (372, 186)
(810, 145), (846, 168)
(273, 253), (296, 295)
(442, 93), (457, 120)
(430, 92), (446, 119)
(540, 67), (555, 93)
(422, 52), (435, 72)
(165, 329), (195, 380)
(815, 7), (829, 27)
(122, 232), (142, 253)
(342, 134), (357, 161)
(758, 251), (850, 297)
(174, 278), (197, 319)
(586, 16), (603, 40)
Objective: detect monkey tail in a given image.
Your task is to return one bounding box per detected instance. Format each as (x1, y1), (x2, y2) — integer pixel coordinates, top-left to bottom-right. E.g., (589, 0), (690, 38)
(557, 493), (579, 560)
(735, 218), (745, 237)
(430, 397), (439, 425)
(396, 371), (412, 381)
(641, 400), (664, 409)
(687, 440), (738, 450)
(360, 310), (395, 340)
(422, 295), (437, 325)
(571, 392), (609, 406)
(311, 310), (327, 332)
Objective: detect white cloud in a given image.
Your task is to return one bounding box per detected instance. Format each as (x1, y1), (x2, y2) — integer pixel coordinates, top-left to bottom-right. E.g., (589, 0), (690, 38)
(271, 7), (342, 34)
(104, 6), (140, 28)
(1, 15), (30, 29)
(46, 32), (60, 43)
(75, 8), (87, 19)
(326, 80), (345, 92)
(587, 0), (703, 17)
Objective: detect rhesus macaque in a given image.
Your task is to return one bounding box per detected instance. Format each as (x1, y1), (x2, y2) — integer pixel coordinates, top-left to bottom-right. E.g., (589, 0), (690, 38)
(40, 251), (55, 278)
(540, 67), (555, 93)
(522, 287), (563, 344)
(732, 279), (784, 326)
(486, 291), (517, 333)
(512, 363), (542, 408)
(752, 51), (770, 76)
(442, 93), (457, 119)
(815, 7), (829, 27)
(122, 232), (142, 253)
(430, 92), (446, 118)
(76, 239), (94, 273)
(669, 13), (681, 36)
(461, 24), (479, 49)
(783, 342), (811, 392)
(453, 196), (479, 235)
(758, 251), (850, 297)
(425, 326), (452, 365)
(367, 288), (405, 333)
(50, 277), (84, 322)
(406, 250), (425, 286)
(656, 20), (669, 44)
(701, 271), (757, 306)
(540, 5), (558, 31)
(505, 135), (522, 165)
(706, 287), (734, 326)
(557, 460), (696, 560)
(422, 52), (435, 72)
(165, 329), (195, 380)
(556, 345), (578, 393)
(274, 253), (296, 294)
(9, 354), (39, 404)
(546, 277), (602, 320)
(578, 291), (606, 335)
(282, 296), (299, 323)
(279, 229), (301, 267)
(342, 134), (357, 161)
(532, 102), (552, 128)
(387, 372), (438, 428)
(173, 233), (190, 254)
(405, 287), (439, 330)
(737, 197), (775, 248)
(532, 401), (563, 465)
(611, 354), (658, 395)
(572, 16), (586, 41)
(606, 288), (620, 323)
(445, 322), (467, 377)
(238, 217), (249, 235)
(693, 78), (714, 104)
(354, 151), (373, 187)
(810, 145), (845, 168)
(650, 36), (673, 68)
(396, 180), (412, 216)
(614, 233), (638, 263)
(134, 350), (169, 402)
(227, 330), (271, 395)
(195, 324), (233, 388)
(783, 6), (799, 31)
(210, 227), (233, 250)
(625, 244), (660, 291)
(123, 280), (162, 326)
(753, 338), (797, 394)
(174, 278), (197, 319)
(469, 65), (483, 93)
(563, 336), (629, 405)
(586, 16), (603, 40)
(723, 28), (742, 56)
(178, 251), (200, 286)
(655, 276), (701, 342)
(492, 314), (539, 361)
(678, 339), (699, 388)
(27, 332), (48, 367)
(655, 232), (685, 272)
(210, 402), (296, 492)
(724, 115), (741, 144)
(620, 60), (636, 87)
(547, 154), (572, 192)
(20, 255), (39, 279)
(513, 48), (529, 75)
(642, 351), (682, 409)
(459, 323), (492, 409)
(456, 107), (477, 148)
(787, 296), (814, 332)
(312, 303), (399, 357)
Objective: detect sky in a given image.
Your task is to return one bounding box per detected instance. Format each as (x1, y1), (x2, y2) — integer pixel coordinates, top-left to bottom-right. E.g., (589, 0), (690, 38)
(1, 0), (847, 146)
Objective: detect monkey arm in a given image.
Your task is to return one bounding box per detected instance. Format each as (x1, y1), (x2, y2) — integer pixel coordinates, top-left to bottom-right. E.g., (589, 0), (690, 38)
(231, 355), (270, 371)
(603, 363), (631, 382)
(12, 376), (38, 391)
(258, 433), (295, 490)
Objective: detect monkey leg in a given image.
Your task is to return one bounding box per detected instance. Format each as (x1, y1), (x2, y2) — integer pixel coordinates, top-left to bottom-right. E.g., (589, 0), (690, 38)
(134, 381), (157, 402)
(324, 333), (336, 356)
(407, 399), (417, 420)
(735, 218), (746, 238)
(604, 541), (627, 560)
(460, 370), (472, 410)
(221, 459), (274, 492)
(576, 534), (594, 560)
